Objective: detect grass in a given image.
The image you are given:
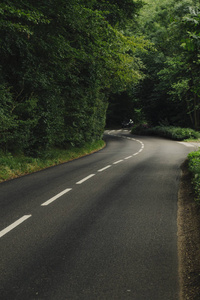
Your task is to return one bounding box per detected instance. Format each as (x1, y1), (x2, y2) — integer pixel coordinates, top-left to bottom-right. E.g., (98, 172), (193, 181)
(0, 140), (105, 182)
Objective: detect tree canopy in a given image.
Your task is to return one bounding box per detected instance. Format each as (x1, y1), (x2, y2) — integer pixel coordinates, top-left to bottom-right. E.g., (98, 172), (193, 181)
(134, 0), (200, 129)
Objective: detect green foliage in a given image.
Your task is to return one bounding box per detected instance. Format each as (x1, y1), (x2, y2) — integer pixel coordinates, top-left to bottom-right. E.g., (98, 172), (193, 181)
(161, 2), (200, 129)
(0, 2), (49, 35)
(0, 84), (17, 151)
(0, 0), (147, 154)
(132, 125), (200, 140)
(134, 0), (200, 129)
(82, 0), (144, 29)
(188, 150), (200, 202)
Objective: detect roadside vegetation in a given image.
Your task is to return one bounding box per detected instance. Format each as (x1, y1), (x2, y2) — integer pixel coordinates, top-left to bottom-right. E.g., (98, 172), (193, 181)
(188, 151), (200, 203)
(0, 140), (105, 182)
(131, 125), (200, 140)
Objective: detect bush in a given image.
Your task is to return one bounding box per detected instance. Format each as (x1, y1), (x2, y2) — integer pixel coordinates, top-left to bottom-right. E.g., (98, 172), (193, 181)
(131, 125), (200, 141)
(188, 151), (200, 203)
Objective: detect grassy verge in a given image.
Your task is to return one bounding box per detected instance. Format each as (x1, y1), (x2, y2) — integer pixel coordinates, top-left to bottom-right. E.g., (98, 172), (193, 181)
(131, 125), (200, 141)
(0, 140), (105, 183)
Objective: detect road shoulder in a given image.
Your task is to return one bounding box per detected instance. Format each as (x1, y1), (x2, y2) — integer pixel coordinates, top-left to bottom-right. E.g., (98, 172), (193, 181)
(178, 160), (200, 300)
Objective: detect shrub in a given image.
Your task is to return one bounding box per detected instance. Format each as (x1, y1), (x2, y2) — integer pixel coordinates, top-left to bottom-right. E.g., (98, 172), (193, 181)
(131, 125), (200, 141)
(188, 151), (200, 203)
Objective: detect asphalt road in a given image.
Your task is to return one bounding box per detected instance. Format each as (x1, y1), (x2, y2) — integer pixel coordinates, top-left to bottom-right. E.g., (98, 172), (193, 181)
(0, 130), (195, 299)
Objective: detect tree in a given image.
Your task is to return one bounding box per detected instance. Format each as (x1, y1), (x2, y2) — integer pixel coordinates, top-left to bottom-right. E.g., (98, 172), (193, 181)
(133, 0), (200, 128)
(158, 2), (200, 129)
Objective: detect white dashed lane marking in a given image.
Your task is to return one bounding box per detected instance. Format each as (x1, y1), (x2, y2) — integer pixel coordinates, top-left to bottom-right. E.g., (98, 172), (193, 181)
(177, 142), (196, 148)
(0, 215), (32, 238)
(76, 174), (95, 185)
(98, 165), (111, 172)
(41, 188), (72, 206)
(113, 160), (123, 165)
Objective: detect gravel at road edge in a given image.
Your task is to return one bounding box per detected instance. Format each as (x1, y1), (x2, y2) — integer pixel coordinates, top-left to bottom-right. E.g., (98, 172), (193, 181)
(178, 160), (200, 300)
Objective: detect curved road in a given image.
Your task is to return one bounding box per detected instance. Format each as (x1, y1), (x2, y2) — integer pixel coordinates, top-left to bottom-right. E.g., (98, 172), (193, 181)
(0, 130), (195, 299)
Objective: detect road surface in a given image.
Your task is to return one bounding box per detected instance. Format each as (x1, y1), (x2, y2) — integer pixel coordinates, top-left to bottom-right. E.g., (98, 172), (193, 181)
(0, 130), (195, 299)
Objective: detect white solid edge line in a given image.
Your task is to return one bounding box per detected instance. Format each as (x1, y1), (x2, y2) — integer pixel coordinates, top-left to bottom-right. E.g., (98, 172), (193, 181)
(98, 165), (111, 172)
(0, 215), (32, 238)
(113, 160), (123, 165)
(41, 188), (72, 206)
(177, 142), (195, 148)
(76, 174), (95, 184)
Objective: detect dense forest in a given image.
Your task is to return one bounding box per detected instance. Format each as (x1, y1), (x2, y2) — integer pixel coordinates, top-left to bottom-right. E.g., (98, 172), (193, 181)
(0, 0), (199, 156)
